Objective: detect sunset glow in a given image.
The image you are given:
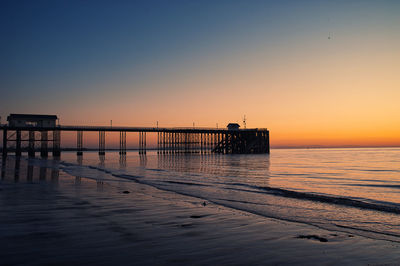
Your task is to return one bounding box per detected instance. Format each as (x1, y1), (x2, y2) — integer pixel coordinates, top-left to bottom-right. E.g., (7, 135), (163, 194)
(1, 1), (399, 148)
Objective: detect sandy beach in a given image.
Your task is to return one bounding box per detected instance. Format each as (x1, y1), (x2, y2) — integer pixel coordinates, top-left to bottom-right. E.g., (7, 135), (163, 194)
(1, 155), (400, 265)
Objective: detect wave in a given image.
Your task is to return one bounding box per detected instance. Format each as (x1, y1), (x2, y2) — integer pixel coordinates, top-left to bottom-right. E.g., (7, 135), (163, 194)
(163, 180), (211, 187)
(224, 183), (400, 214)
(344, 168), (400, 173)
(345, 183), (400, 188)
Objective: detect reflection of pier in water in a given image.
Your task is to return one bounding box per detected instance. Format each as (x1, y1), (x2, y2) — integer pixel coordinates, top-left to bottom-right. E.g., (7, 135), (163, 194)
(157, 153), (270, 184)
(1, 124), (269, 158)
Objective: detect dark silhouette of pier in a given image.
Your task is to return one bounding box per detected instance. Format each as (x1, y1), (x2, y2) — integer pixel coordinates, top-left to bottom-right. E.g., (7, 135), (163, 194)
(1, 118), (269, 157)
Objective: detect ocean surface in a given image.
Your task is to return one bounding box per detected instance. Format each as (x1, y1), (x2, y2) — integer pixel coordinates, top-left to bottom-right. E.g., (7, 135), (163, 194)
(2, 148), (400, 242)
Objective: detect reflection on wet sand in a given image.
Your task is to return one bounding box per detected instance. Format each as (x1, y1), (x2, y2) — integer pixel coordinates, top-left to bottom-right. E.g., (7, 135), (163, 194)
(39, 166), (47, 181)
(97, 155), (106, 191)
(1, 158), (5, 180)
(1, 156), (60, 184)
(75, 155), (83, 185)
(51, 168), (59, 184)
(139, 153), (147, 167)
(119, 154), (126, 169)
(14, 157), (20, 182)
(27, 164), (33, 182)
(99, 154), (105, 167)
(75, 176), (81, 185)
(97, 180), (104, 191)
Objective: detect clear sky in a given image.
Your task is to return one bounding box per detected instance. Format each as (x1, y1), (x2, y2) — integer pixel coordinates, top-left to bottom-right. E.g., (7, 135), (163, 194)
(1, 0), (399, 148)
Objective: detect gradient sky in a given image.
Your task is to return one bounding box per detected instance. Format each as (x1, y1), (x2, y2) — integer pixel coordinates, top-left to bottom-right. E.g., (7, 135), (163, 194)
(1, 0), (399, 148)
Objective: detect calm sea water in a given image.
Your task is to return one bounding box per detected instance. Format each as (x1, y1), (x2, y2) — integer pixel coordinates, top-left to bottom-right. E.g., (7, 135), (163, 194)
(2, 148), (400, 242)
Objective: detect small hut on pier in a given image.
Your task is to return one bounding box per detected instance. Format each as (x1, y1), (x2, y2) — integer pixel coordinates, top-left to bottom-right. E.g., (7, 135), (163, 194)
(227, 123), (240, 131)
(7, 114), (58, 127)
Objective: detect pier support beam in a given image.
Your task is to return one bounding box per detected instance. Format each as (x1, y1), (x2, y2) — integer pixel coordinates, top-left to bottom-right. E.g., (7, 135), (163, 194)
(144, 132), (146, 154)
(162, 132), (165, 154)
(139, 132), (141, 154)
(28, 131), (35, 157)
(53, 130), (61, 157)
(168, 132), (171, 154)
(41, 131), (48, 157)
(139, 132), (146, 154)
(200, 133), (203, 154)
(173, 132), (176, 153)
(224, 133), (228, 154)
(77, 131), (83, 156)
(99, 131), (105, 155)
(158, 132), (160, 154)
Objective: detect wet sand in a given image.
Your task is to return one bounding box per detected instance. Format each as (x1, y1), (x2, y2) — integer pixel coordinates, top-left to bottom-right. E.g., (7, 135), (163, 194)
(1, 157), (400, 265)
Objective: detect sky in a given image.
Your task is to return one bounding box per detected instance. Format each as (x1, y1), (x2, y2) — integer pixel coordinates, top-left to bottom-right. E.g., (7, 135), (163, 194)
(1, 0), (399, 148)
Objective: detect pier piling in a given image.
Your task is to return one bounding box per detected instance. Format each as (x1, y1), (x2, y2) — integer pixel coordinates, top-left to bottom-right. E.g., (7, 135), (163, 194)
(53, 130), (61, 157)
(139, 131), (146, 154)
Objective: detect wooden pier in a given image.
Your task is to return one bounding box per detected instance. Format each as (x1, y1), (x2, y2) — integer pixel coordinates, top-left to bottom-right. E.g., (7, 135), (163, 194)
(1, 124), (269, 157)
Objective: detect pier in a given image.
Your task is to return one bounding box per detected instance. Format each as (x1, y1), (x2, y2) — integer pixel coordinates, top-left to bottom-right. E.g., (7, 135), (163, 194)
(1, 114), (269, 157)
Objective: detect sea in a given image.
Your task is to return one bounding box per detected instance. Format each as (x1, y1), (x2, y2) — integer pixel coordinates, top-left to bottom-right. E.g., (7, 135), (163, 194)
(2, 148), (400, 243)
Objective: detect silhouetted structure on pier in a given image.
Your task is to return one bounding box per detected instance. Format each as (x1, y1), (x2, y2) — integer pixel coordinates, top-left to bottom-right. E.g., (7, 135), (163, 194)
(3, 114), (60, 157)
(1, 114), (269, 157)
